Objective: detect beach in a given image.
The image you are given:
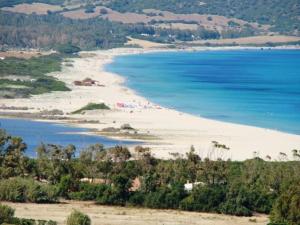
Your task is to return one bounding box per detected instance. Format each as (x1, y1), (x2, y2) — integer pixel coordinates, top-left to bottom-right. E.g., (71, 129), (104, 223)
(1, 46), (300, 160)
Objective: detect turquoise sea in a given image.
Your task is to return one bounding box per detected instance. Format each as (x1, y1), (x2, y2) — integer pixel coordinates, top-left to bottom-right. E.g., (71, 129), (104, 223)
(0, 118), (137, 157)
(106, 50), (300, 135)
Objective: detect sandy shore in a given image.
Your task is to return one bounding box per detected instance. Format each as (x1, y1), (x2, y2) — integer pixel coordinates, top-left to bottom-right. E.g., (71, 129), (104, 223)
(3, 201), (269, 225)
(1, 46), (300, 160)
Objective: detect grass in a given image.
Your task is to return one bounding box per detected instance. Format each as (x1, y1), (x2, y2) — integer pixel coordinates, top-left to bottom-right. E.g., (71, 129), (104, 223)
(0, 54), (70, 98)
(72, 103), (110, 114)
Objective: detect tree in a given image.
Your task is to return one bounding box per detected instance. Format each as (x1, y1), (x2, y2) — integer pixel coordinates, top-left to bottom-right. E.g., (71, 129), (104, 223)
(270, 184), (300, 225)
(56, 43), (81, 54)
(108, 146), (131, 162)
(100, 8), (108, 14)
(84, 4), (95, 13)
(0, 130), (28, 178)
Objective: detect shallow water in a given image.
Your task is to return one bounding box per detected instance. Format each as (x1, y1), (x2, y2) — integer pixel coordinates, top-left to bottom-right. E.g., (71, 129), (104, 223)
(107, 50), (300, 134)
(0, 118), (137, 157)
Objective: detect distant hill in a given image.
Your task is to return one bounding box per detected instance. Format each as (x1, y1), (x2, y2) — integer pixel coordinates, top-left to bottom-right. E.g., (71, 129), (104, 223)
(0, 0), (299, 50)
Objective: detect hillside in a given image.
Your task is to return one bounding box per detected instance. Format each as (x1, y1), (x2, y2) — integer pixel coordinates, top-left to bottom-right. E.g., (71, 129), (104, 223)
(0, 0), (299, 50)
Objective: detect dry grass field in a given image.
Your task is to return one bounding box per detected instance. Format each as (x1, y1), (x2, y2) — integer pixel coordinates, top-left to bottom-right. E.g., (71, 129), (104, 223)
(0, 50), (54, 59)
(2, 3), (62, 15)
(188, 35), (300, 45)
(3, 201), (269, 225)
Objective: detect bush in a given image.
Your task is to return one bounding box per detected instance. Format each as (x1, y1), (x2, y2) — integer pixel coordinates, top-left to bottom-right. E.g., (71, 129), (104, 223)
(69, 183), (108, 201)
(56, 43), (81, 54)
(0, 204), (15, 224)
(67, 210), (91, 225)
(220, 200), (252, 216)
(84, 4), (95, 13)
(270, 184), (300, 225)
(10, 217), (57, 225)
(180, 185), (225, 212)
(0, 178), (58, 203)
(72, 103), (110, 114)
(127, 191), (145, 206)
(144, 185), (186, 209)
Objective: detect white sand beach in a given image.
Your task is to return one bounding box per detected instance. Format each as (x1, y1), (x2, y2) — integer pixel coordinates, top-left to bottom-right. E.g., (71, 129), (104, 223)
(1, 47), (300, 160)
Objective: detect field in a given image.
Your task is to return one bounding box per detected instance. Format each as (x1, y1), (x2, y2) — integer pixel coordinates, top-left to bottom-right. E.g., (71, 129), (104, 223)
(188, 35), (300, 45)
(0, 50), (53, 59)
(2, 3), (267, 32)
(3, 201), (269, 225)
(2, 3), (62, 15)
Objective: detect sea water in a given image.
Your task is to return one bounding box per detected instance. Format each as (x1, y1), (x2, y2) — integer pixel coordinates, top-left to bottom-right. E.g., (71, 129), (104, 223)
(106, 50), (300, 134)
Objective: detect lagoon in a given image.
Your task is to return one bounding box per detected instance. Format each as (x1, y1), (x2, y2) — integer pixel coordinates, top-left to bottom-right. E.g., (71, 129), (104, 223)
(0, 118), (137, 157)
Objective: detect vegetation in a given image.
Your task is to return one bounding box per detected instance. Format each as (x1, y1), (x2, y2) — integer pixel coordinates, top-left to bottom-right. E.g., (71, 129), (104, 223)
(0, 203), (57, 225)
(0, 129), (299, 225)
(72, 103), (110, 114)
(67, 210), (91, 225)
(0, 54), (70, 98)
(56, 43), (81, 55)
(105, 0), (299, 34)
(0, 12), (128, 50)
(0, 0), (64, 8)
(0, 0), (298, 51)
(0, 204), (14, 224)
(0, 177), (58, 203)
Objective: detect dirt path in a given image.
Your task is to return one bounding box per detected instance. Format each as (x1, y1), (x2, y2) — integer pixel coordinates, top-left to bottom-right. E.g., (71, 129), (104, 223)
(2, 201), (269, 225)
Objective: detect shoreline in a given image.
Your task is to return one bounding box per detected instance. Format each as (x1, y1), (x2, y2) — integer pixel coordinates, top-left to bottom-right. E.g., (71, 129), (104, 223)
(1, 46), (300, 160)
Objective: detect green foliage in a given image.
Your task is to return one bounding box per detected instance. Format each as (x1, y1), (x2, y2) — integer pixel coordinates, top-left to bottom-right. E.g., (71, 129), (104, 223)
(1, 129), (300, 221)
(66, 210), (91, 225)
(56, 44), (81, 54)
(84, 4), (96, 13)
(270, 183), (300, 225)
(0, 203), (56, 225)
(0, 204), (15, 224)
(0, 177), (58, 203)
(10, 217), (57, 225)
(69, 183), (108, 201)
(72, 103), (110, 114)
(144, 184), (186, 209)
(0, 54), (70, 98)
(107, 0), (299, 34)
(0, 12), (128, 50)
(180, 185), (226, 212)
(97, 174), (132, 205)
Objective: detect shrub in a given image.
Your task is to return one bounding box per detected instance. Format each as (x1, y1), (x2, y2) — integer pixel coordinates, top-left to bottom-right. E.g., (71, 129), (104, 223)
(144, 185), (186, 209)
(10, 218), (57, 225)
(72, 103), (110, 114)
(270, 184), (300, 225)
(67, 210), (91, 225)
(69, 183), (108, 201)
(56, 43), (81, 54)
(0, 178), (58, 203)
(100, 8), (108, 14)
(84, 4), (95, 13)
(220, 199), (252, 216)
(127, 191), (145, 206)
(180, 185), (225, 212)
(0, 204), (15, 224)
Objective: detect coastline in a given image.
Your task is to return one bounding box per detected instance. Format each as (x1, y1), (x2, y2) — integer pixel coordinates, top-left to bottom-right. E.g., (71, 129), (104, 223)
(1, 46), (300, 160)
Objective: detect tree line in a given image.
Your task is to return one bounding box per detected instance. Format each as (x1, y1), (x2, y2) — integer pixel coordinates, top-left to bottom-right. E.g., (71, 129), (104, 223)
(0, 129), (299, 225)
(0, 10), (263, 50)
